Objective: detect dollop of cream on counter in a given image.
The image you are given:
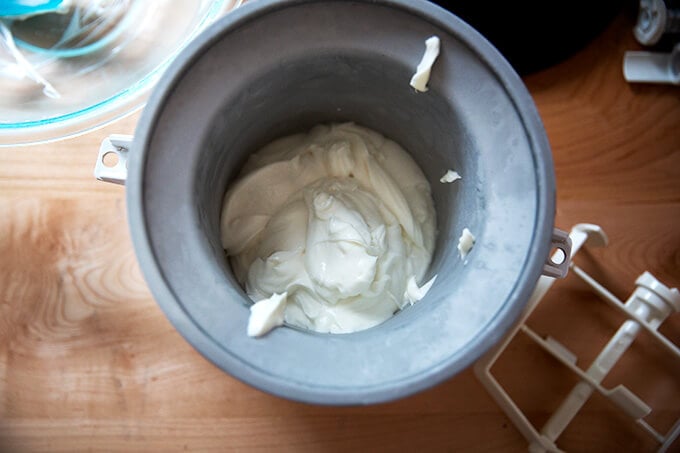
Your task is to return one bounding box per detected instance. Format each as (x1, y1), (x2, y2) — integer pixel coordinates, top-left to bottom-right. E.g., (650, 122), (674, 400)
(221, 123), (437, 336)
(410, 36), (440, 92)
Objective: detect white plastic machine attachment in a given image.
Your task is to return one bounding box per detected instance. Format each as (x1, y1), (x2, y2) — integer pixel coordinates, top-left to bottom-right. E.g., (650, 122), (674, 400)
(624, 43), (680, 85)
(633, 0), (678, 46)
(624, 0), (680, 85)
(474, 224), (680, 453)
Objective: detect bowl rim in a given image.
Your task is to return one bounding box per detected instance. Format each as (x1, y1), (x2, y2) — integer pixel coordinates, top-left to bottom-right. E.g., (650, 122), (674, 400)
(0, 0), (230, 147)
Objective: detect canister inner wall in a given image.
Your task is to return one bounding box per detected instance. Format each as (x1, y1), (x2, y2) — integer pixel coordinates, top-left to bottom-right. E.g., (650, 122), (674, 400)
(195, 53), (472, 319)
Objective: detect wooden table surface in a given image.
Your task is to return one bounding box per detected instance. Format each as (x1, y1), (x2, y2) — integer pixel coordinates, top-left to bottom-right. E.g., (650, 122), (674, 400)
(1, 11), (679, 453)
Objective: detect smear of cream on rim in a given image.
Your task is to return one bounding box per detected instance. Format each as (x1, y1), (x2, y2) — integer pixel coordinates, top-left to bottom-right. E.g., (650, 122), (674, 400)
(247, 292), (287, 337)
(457, 228), (475, 259)
(404, 275), (437, 305)
(410, 36), (440, 92)
(440, 169), (461, 183)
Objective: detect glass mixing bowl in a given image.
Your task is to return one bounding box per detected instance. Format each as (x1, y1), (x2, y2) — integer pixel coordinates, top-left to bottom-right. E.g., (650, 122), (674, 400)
(0, 0), (241, 146)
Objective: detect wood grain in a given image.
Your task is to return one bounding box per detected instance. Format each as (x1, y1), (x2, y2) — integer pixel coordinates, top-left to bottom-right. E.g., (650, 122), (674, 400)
(1, 11), (679, 453)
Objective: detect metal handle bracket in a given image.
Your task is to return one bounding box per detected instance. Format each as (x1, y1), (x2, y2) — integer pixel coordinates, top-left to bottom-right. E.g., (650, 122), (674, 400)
(94, 134), (133, 185)
(543, 228), (572, 279)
